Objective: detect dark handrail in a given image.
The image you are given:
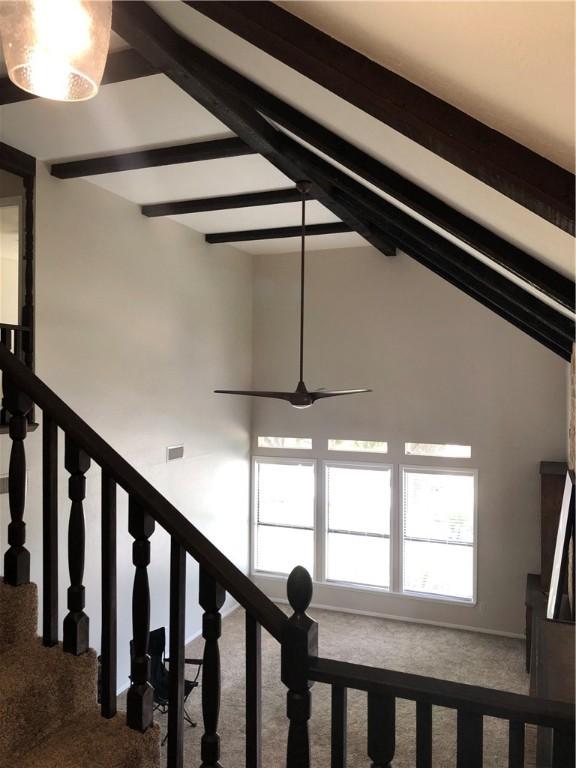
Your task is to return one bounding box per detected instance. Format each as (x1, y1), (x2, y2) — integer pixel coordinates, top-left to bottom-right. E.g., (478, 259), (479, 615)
(309, 656), (574, 729)
(0, 343), (287, 641)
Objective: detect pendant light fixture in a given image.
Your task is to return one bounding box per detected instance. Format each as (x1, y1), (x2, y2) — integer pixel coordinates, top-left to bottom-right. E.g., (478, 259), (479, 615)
(0, 0), (112, 102)
(215, 181), (371, 409)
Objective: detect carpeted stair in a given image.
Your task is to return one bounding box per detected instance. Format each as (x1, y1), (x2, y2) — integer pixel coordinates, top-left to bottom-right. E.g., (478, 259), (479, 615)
(0, 579), (160, 768)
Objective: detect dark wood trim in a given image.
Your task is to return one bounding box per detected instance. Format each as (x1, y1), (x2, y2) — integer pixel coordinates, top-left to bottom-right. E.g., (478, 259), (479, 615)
(154, 16), (573, 310)
(100, 48), (160, 85)
(51, 137), (255, 178)
(142, 187), (309, 217)
(188, 1), (575, 234)
(206, 221), (354, 244)
(42, 416), (58, 647)
(101, 472), (117, 719)
(235, 83), (574, 311)
(0, 49), (159, 105)
(331, 686), (347, 768)
(0, 142), (35, 178)
(0, 343), (288, 642)
(168, 539), (186, 768)
(111, 3), (399, 258)
(111, 2), (573, 361)
(0, 142), (36, 383)
(309, 656), (574, 728)
(245, 613), (262, 768)
(416, 702), (432, 768)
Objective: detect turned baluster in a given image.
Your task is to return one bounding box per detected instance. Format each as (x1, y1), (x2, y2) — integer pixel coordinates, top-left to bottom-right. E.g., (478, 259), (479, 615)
(3, 377), (33, 586)
(63, 436), (90, 654)
(282, 566), (318, 768)
(127, 498), (155, 732)
(199, 567), (226, 768)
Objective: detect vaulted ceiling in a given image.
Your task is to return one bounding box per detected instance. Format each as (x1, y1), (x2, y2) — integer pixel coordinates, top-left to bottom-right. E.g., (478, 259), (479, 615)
(0, 0), (573, 359)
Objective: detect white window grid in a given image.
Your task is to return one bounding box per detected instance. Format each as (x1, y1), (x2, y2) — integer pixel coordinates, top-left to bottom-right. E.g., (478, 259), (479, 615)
(251, 453), (477, 605)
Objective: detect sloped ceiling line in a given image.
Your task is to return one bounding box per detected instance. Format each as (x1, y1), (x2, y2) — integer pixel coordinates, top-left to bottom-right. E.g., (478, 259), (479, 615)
(172, 5), (573, 313)
(188, 0), (575, 236)
(110, 1), (573, 361)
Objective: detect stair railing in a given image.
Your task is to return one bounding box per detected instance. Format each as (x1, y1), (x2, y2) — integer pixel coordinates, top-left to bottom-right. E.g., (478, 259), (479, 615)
(0, 341), (285, 768)
(1, 341), (574, 768)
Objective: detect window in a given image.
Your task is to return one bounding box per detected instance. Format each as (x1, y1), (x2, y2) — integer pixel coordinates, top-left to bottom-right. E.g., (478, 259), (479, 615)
(325, 463), (391, 588)
(257, 436), (312, 449)
(405, 443), (471, 459)
(253, 458), (315, 575)
(252, 441), (477, 605)
(328, 439), (388, 454)
(401, 468), (476, 601)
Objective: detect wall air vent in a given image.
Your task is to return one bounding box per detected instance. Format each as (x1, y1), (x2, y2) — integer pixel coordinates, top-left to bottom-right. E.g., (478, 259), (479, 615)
(166, 445), (184, 462)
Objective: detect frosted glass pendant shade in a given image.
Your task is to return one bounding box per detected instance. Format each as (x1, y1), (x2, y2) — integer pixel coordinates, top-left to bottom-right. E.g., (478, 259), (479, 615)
(1, 0), (112, 101)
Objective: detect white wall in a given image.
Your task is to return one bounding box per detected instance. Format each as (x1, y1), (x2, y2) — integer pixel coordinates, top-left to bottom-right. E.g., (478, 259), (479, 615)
(1, 164), (253, 687)
(251, 246), (568, 636)
(0, 168), (24, 325)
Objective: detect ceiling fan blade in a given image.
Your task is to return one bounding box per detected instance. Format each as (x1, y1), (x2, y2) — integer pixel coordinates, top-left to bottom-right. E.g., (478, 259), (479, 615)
(214, 389), (295, 401)
(310, 388), (372, 401)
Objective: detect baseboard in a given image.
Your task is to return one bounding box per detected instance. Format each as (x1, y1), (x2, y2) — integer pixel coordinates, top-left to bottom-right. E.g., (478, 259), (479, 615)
(116, 600), (240, 695)
(272, 597), (525, 639)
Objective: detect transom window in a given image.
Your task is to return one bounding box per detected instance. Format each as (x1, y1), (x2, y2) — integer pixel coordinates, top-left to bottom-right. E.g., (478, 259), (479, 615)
(252, 441), (477, 604)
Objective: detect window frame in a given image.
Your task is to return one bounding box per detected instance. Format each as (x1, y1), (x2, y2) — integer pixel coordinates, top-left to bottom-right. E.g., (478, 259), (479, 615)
(323, 459), (393, 590)
(399, 464), (478, 605)
(250, 449), (478, 607)
(251, 455), (318, 579)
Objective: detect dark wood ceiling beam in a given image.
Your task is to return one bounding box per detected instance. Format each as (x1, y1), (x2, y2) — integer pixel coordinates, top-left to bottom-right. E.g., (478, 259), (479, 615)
(142, 187), (309, 217)
(112, 4), (397, 258)
(111, 2), (573, 360)
(0, 49), (160, 106)
(188, 1), (575, 235)
(247, 89), (575, 312)
(50, 137), (254, 178)
(206, 221), (353, 243)
(0, 142), (36, 177)
(162, 3), (573, 311)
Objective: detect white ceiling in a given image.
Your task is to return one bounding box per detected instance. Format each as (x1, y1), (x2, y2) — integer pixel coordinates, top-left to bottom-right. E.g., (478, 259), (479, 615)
(0, 1), (573, 273)
(0, 73), (346, 254)
(278, 0), (575, 171)
(148, 1), (574, 280)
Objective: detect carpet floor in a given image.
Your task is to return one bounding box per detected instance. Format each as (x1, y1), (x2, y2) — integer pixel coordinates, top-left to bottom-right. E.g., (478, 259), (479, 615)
(132, 606), (536, 767)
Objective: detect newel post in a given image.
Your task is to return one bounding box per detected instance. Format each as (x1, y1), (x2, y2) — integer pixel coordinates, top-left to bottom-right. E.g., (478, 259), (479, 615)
(282, 566), (318, 768)
(3, 377), (33, 586)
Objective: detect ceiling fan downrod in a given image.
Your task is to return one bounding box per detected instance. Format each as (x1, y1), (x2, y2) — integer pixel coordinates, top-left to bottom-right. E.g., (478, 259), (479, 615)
(214, 181), (371, 408)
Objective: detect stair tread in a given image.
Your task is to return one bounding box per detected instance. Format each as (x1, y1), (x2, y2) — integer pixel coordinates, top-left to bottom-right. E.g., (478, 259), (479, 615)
(16, 710), (160, 768)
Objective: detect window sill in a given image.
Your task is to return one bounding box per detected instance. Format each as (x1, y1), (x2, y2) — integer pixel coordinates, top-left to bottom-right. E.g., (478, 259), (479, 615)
(252, 570), (476, 607)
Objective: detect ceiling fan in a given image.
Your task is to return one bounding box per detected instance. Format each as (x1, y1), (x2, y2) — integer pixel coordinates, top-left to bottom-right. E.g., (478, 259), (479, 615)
(215, 181), (371, 409)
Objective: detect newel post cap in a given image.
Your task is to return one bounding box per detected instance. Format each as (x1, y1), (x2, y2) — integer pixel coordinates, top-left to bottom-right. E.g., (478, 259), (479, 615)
(287, 566), (313, 616)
